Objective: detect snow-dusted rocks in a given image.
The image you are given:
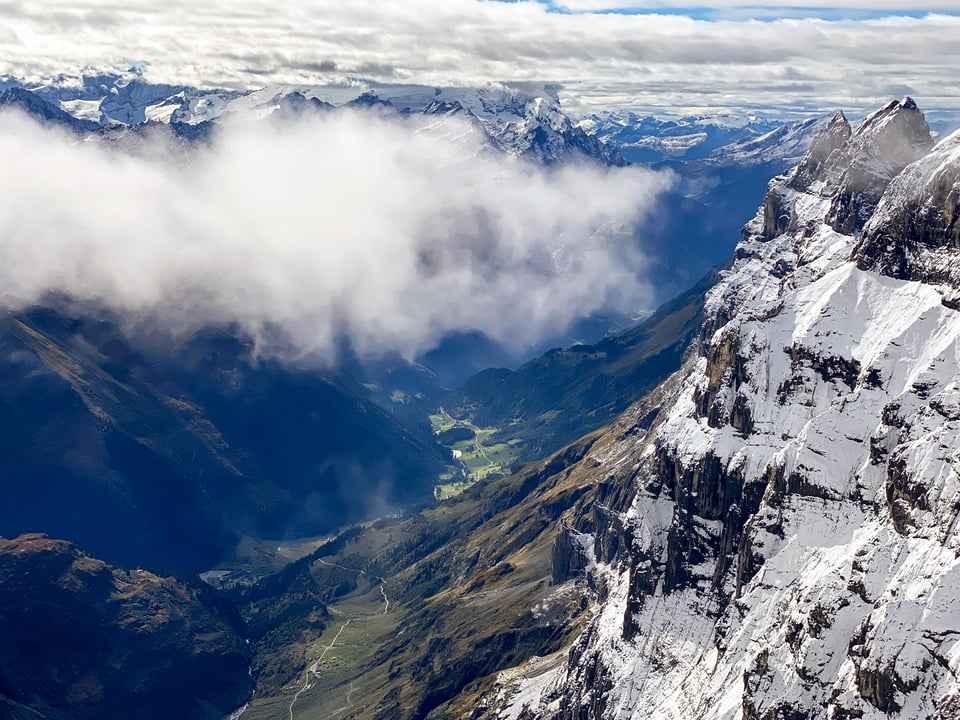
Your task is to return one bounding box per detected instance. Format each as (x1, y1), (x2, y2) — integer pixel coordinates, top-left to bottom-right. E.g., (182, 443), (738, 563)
(825, 98), (934, 235)
(789, 111), (851, 194)
(577, 112), (782, 163)
(4, 74), (624, 166)
(854, 128), (960, 288)
(496, 99), (960, 719)
(705, 115), (839, 171)
(0, 86), (99, 133)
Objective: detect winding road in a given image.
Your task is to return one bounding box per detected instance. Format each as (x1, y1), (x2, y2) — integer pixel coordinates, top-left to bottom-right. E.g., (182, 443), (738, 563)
(288, 620), (352, 720)
(286, 565), (392, 720)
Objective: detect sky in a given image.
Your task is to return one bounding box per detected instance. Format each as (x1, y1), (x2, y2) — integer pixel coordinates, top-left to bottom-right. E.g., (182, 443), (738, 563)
(1, 1), (959, 117)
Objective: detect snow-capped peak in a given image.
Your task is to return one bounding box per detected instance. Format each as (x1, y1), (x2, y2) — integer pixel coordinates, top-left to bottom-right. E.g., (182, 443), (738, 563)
(494, 97), (960, 720)
(854, 127), (960, 287)
(1, 77), (623, 166)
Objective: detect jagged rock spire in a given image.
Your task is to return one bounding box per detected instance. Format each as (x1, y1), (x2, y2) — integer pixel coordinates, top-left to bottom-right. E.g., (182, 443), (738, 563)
(853, 127), (960, 287)
(789, 109), (851, 193)
(825, 97), (934, 234)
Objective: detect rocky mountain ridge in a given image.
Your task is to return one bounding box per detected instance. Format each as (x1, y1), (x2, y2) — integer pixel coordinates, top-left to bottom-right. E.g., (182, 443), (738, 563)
(489, 98), (960, 718)
(577, 111), (782, 163)
(0, 533), (252, 720)
(3, 73), (624, 166)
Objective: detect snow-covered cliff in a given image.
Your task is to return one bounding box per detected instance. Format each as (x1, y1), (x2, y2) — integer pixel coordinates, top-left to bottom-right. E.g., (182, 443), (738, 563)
(497, 98), (960, 719)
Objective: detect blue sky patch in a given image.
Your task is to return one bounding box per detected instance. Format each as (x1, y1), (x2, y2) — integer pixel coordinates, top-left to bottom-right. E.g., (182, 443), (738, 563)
(495, 1), (960, 21)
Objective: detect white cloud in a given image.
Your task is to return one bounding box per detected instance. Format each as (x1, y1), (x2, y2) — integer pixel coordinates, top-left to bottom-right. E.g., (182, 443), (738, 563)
(0, 1), (958, 117)
(0, 109), (669, 359)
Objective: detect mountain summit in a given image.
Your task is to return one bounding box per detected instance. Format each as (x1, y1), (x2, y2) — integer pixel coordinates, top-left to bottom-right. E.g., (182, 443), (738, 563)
(487, 98), (960, 719)
(3, 76), (625, 166)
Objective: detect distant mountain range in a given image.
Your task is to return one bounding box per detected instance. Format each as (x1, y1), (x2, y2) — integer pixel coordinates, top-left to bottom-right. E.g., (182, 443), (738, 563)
(0, 72), (838, 321)
(578, 111), (784, 163)
(1, 73), (624, 165)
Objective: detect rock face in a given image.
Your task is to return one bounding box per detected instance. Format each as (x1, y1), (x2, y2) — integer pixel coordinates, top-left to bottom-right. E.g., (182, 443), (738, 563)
(0, 534), (252, 720)
(854, 128), (960, 287)
(824, 98), (934, 234)
(494, 100), (960, 719)
(789, 110), (851, 193)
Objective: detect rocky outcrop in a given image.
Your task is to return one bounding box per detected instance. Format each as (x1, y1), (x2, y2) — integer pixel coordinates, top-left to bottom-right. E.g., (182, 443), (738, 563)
(854, 128), (960, 286)
(825, 98), (933, 234)
(495, 99), (960, 720)
(789, 110), (851, 193)
(552, 527), (592, 584)
(0, 534), (252, 720)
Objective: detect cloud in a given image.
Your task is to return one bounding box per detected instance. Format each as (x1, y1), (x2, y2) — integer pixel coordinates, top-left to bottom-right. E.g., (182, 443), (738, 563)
(0, 108), (669, 359)
(0, 1), (958, 117)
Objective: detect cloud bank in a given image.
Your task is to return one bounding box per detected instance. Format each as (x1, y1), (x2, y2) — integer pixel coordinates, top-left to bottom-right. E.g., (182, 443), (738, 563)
(1, 1), (959, 117)
(0, 109), (669, 359)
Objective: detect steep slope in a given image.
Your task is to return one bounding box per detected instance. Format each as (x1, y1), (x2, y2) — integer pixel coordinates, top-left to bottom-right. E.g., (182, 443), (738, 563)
(0, 87), (98, 132)
(0, 309), (447, 573)
(447, 265), (723, 461)
(493, 98), (960, 719)
(227, 433), (606, 719)
(0, 534), (252, 720)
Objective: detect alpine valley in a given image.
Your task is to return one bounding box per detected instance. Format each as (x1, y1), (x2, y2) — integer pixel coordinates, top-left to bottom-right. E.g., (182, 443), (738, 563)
(2, 71), (960, 720)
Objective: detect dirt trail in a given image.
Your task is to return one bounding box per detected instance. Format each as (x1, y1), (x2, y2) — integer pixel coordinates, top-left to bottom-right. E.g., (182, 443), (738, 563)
(316, 558), (366, 575)
(288, 620), (352, 720)
(330, 681), (358, 718)
(287, 563), (392, 719)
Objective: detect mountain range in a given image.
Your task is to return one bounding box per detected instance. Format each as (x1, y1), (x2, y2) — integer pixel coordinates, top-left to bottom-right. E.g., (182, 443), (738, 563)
(5, 69), (959, 720)
(0, 308), (447, 574)
(1, 73), (622, 166)
(187, 96), (960, 720)
(578, 111), (783, 163)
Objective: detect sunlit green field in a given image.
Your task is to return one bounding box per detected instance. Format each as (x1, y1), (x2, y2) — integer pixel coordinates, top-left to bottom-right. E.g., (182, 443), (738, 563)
(429, 408), (521, 499)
